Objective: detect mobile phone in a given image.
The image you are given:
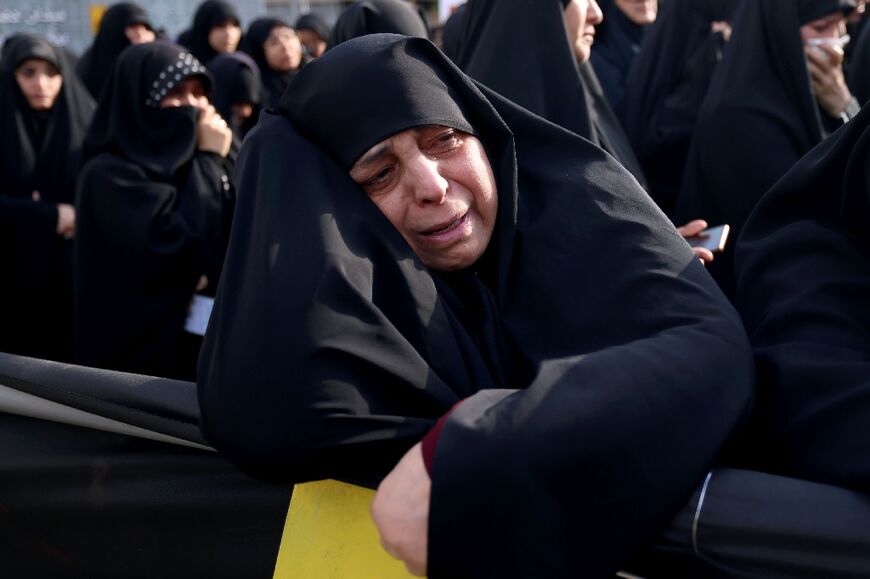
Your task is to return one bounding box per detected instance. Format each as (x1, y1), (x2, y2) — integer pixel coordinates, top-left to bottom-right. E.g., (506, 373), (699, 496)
(687, 224), (730, 253)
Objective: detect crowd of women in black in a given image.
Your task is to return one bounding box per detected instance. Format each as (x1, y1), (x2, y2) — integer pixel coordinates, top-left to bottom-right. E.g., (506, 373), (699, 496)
(1, 0), (869, 575)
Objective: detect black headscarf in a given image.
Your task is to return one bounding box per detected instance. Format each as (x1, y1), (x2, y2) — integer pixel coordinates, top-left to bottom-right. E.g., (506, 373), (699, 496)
(621, 0), (740, 215)
(176, 0), (241, 65)
(240, 18), (295, 109)
(675, 0), (856, 299)
(76, 3), (153, 99)
(75, 42), (234, 380)
(850, 20), (870, 105)
(439, 3), (466, 62)
(589, 0), (651, 116)
(327, 0), (429, 49)
(295, 13), (330, 43)
(0, 35), (95, 361)
(198, 34), (752, 578)
(734, 102), (870, 492)
(208, 51), (262, 138)
(453, 0), (647, 187)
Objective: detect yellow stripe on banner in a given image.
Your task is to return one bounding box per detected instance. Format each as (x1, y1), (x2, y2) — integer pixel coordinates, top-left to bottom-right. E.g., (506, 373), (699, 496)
(273, 479), (419, 579)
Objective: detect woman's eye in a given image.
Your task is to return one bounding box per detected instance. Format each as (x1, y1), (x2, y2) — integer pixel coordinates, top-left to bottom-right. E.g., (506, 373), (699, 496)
(430, 131), (461, 153)
(364, 167), (393, 190)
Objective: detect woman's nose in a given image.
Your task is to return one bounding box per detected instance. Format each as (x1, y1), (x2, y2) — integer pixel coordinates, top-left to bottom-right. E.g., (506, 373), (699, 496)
(408, 156), (448, 205)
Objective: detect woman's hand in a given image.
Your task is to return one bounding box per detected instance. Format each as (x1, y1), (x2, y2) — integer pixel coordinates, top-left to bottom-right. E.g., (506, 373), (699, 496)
(56, 203), (76, 239)
(805, 44), (852, 118)
(197, 105), (233, 157)
(677, 219), (715, 264)
(371, 442), (430, 577)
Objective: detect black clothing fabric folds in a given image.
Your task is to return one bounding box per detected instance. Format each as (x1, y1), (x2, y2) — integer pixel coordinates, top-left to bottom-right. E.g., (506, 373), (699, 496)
(198, 34), (752, 578)
(208, 52), (262, 137)
(76, 3), (153, 99)
(735, 103), (870, 492)
(850, 22), (870, 105)
(295, 13), (330, 44)
(75, 42), (234, 380)
(621, 0), (739, 215)
(439, 3), (466, 62)
(0, 35), (95, 361)
(454, 0), (646, 187)
(327, 0), (428, 49)
(675, 0), (857, 299)
(177, 0), (241, 65)
(589, 0), (648, 117)
(241, 18), (294, 109)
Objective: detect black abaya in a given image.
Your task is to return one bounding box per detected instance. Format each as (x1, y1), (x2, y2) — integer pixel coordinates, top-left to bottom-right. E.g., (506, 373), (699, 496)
(675, 0), (858, 299)
(75, 43), (235, 380)
(454, 0), (647, 187)
(0, 35), (95, 361)
(76, 3), (153, 99)
(327, 0), (429, 49)
(850, 21), (870, 104)
(176, 0), (241, 65)
(735, 102), (870, 492)
(621, 0), (740, 215)
(197, 34), (752, 579)
(240, 18), (295, 110)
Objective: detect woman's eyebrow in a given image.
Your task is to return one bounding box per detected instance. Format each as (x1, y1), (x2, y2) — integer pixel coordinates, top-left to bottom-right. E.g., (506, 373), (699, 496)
(355, 142), (392, 168)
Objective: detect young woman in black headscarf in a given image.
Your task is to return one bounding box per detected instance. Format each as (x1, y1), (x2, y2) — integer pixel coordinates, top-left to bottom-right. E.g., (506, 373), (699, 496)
(295, 13), (331, 59)
(453, 0), (647, 188)
(207, 52), (262, 138)
(0, 35), (95, 361)
(197, 33), (752, 578)
(589, 0), (657, 116)
(675, 0), (860, 300)
(76, 2), (155, 99)
(241, 18), (302, 109)
(621, 0), (740, 215)
(328, 0), (429, 49)
(734, 102), (870, 493)
(74, 42), (235, 380)
(177, 0), (242, 65)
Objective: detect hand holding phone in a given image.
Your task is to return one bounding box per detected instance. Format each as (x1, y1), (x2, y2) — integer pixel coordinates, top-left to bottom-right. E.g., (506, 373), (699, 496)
(686, 224), (730, 253)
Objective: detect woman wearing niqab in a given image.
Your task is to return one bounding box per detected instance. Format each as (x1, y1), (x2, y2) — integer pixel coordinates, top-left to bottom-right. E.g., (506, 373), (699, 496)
(76, 3), (155, 99)
(735, 102), (870, 492)
(621, 0), (740, 215)
(74, 42), (235, 380)
(589, 0), (657, 116)
(177, 0), (242, 65)
(0, 35), (95, 361)
(197, 34), (752, 578)
(453, 0), (647, 188)
(675, 0), (860, 300)
(327, 0), (429, 49)
(241, 18), (302, 109)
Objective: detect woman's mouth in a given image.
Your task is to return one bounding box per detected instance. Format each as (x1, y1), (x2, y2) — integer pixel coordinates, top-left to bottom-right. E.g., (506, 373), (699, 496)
(419, 212), (469, 241)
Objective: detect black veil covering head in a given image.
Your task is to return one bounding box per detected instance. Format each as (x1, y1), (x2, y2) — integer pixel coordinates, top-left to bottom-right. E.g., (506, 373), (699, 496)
(850, 22), (870, 105)
(240, 18), (295, 109)
(621, 0), (740, 215)
(176, 0), (241, 65)
(0, 35), (95, 360)
(199, 33), (752, 578)
(295, 13), (330, 43)
(208, 51), (262, 137)
(453, 0), (647, 187)
(327, 0), (428, 49)
(735, 103), (870, 491)
(674, 0), (855, 299)
(83, 41), (212, 178)
(76, 2), (153, 99)
(439, 2), (466, 61)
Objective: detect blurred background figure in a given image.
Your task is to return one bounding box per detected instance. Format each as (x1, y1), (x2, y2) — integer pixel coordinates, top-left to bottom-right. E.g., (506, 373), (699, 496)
(242, 18), (302, 109)
(328, 0), (428, 50)
(177, 0), (243, 65)
(208, 51), (263, 138)
(77, 3), (156, 99)
(295, 13), (330, 59)
(0, 35), (95, 362)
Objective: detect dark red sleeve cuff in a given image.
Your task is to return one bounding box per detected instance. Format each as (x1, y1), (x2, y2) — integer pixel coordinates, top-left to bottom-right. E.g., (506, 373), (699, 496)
(421, 401), (463, 475)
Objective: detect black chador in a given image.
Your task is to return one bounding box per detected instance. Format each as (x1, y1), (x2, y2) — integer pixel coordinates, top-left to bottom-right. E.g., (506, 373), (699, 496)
(177, 0), (241, 65)
(241, 18), (295, 110)
(327, 0), (428, 50)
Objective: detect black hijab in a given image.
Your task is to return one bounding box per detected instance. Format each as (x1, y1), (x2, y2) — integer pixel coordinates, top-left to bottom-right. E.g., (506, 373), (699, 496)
(735, 102), (870, 492)
(76, 3), (153, 99)
(177, 0), (241, 65)
(589, 0), (650, 116)
(850, 20), (870, 105)
(439, 3), (466, 62)
(208, 51), (262, 138)
(198, 34), (752, 578)
(621, 0), (740, 215)
(241, 18), (295, 109)
(327, 0), (428, 49)
(675, 0), (856, 299)
(453, 0), (647, 187)
(295, 13), (330, 44)
(0, 35), (95, 361)
(75, 42), (233, 380)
